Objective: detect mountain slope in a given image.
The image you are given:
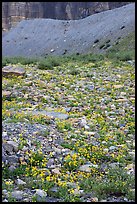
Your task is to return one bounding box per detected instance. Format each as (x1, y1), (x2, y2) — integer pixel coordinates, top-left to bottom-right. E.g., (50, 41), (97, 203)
(2, 3), (135, 57)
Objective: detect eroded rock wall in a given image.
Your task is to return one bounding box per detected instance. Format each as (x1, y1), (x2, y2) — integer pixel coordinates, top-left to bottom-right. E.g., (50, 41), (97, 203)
(2, 2), (131, 31)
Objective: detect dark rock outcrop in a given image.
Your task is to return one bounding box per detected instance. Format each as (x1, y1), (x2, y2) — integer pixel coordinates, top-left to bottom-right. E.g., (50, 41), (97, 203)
(2, 2), (131, 31)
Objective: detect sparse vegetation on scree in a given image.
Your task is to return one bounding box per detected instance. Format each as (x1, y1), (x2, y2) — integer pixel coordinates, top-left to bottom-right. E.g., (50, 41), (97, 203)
(2, 50), (135, 202)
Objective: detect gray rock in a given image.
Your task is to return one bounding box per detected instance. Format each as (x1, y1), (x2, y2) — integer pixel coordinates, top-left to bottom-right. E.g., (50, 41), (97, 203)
(35, 189), (47, 197)
(109, 162), (119, 168)
(6, 155), (19, 164)
(6, 141), (19, 152)
(11, 190), (24, 200)
(47, 158), (55, 167)
(3, 142), (14, 154)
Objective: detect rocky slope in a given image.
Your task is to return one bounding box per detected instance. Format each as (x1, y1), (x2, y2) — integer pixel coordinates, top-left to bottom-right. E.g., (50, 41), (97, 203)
(2, 56), (135, 202)
(2, 3), (135, 57)
(2, 2), (131, 31)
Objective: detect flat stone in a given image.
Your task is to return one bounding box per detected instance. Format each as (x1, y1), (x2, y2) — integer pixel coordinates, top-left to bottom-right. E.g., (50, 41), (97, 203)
(26, 110), (69, 120)
(2, 66), (26, 77)
(116, 98), (128, 102)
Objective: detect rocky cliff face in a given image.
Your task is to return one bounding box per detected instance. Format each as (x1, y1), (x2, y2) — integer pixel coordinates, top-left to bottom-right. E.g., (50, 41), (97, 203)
(2, 2), (131, 31)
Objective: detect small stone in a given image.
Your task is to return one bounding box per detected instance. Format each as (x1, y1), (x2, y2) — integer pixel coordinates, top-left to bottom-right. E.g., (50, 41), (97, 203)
(73, 188), (84, 195)
(35, 189), (47, 200)
(6, 141), (19, 152)
(11, 190), (24, 200)
(113, 84), (123, 88)
(102, 141), (107, 144)
(121, 92), (126, 95)
(109, 162), (119, 168)
(109, 146), (117, 151)
(79, 164), (92, 173)
(133, 140), (135, 147)
(104, 149), (109, 154)
(84, 131), (96, 136)
(49, 186), (59, 193)
(3, 142), (14, 154)
(123, 197), (128, 201)
(2, 189), (8, 195)
(128, 151), (135, 161)
(6, 155), (19, 164)
(16, 178), (26, 185)
(90, 197), (98, 202)
(50, 49), (55, 53)
(51, 168), (61, 175)
(2, 132), (8, 137)
(9, 165), (16, 171)
(2, 199), (8, 202)
(47, 158), (55, 167)
(67, 182), (77, 188)
(52, 147), (62, 154)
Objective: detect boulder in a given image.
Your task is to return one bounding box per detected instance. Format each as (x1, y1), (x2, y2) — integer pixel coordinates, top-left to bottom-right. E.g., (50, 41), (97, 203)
(2, 66), (26, 77)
